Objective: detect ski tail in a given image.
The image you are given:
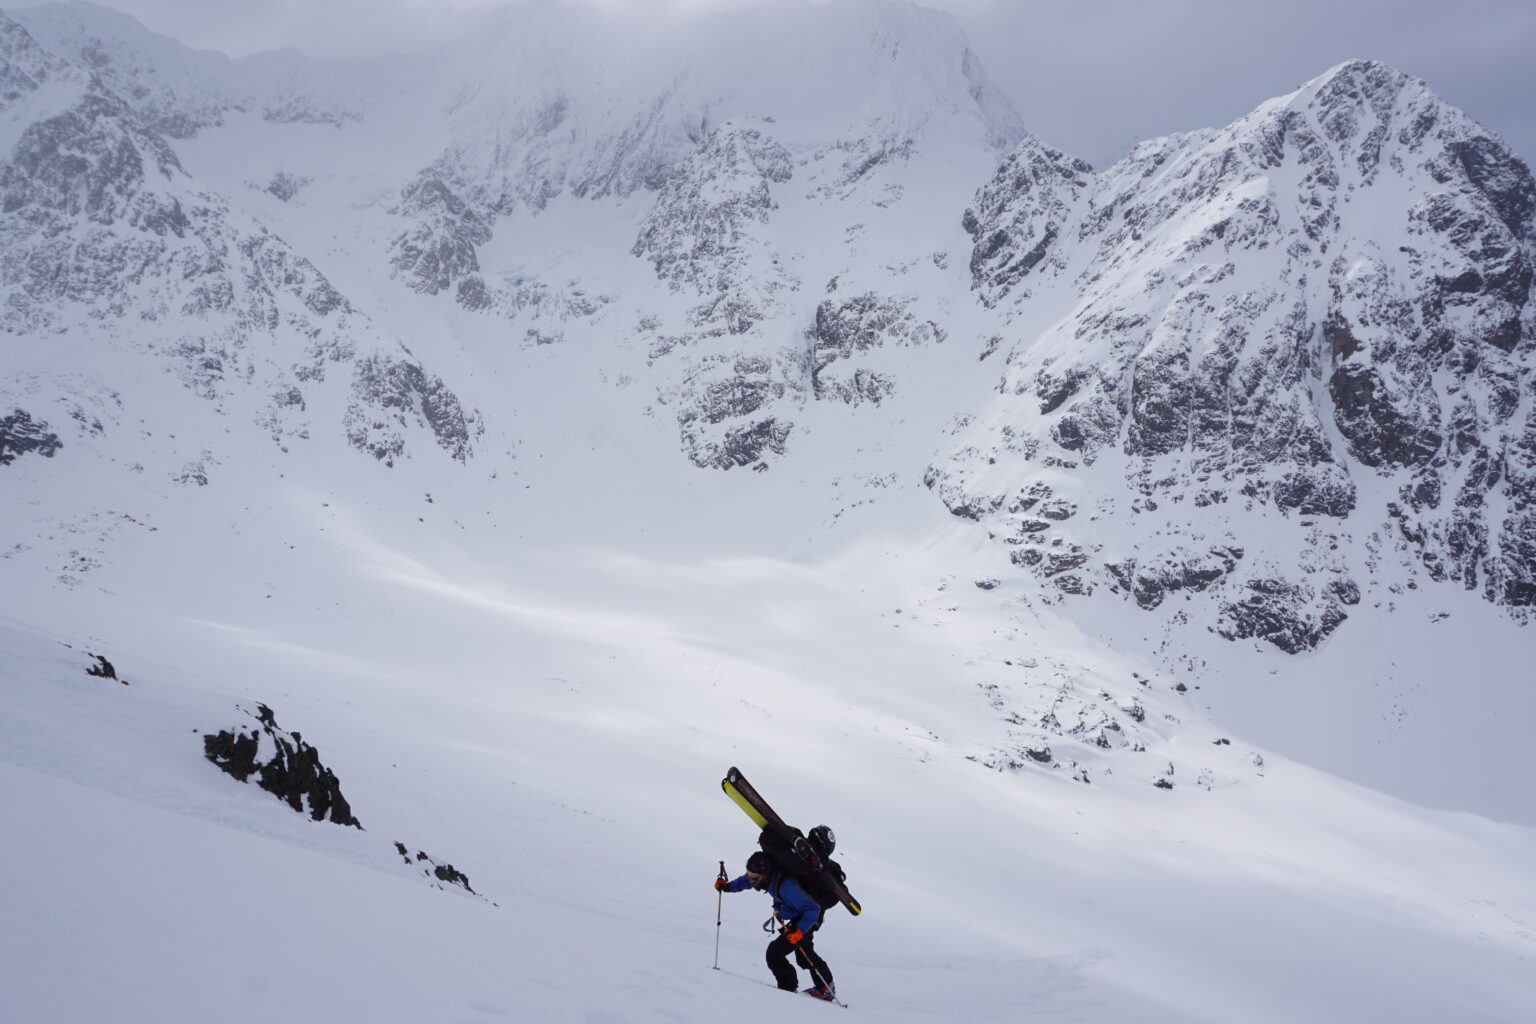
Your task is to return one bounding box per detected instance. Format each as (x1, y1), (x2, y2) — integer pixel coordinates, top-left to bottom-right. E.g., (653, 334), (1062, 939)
(824, 857), (862, 917)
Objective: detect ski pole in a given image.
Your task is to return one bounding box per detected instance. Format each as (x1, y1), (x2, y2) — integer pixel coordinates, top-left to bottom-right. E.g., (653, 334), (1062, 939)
(713, 859), (727, 969)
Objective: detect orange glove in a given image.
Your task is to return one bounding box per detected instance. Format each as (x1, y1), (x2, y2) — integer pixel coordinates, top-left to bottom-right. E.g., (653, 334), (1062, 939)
(714, 877), (729, 891)
(784, 927), (804, 945)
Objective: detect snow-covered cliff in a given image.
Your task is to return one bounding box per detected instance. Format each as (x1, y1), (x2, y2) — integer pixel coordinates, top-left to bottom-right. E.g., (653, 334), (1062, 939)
(934, 60), (1536, 649)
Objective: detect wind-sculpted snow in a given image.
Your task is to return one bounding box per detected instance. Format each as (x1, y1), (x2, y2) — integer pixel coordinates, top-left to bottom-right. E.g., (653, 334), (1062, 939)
(940, 60), (1536, 648)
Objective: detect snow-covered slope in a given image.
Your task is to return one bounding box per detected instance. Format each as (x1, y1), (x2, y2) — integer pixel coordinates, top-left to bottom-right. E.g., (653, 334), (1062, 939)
(5, 569), (1535, 1024)
(2, 4), (1535, 1022)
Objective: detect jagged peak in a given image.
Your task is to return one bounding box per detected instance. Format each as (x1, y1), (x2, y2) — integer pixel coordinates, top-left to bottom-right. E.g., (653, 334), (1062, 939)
(996, 132), (1096, 178)
(1093, 55), (1531, 226)
(1305, 58), (1420, 98)
(1254, 58), (1487, 150)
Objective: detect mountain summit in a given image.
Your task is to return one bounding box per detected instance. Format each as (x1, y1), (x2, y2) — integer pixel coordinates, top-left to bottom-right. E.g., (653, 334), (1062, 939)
(938, 58), (1536, 651)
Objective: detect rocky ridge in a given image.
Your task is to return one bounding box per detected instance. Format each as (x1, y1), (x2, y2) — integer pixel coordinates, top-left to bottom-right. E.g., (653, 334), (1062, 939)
(933, 60), (1536, 649)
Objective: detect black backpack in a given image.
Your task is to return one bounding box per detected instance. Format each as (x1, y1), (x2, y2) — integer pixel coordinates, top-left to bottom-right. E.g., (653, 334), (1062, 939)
(757, 820), (846, 910)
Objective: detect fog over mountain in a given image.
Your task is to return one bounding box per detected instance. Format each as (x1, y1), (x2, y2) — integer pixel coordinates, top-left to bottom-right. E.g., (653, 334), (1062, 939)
(13, 0), (1535, 170)
(3, 3), (1534, 1022)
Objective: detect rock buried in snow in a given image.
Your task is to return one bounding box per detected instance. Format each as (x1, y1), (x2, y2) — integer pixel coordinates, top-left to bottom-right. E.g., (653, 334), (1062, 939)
(394, 841), (475, 893)
(202, 703), (361, 828)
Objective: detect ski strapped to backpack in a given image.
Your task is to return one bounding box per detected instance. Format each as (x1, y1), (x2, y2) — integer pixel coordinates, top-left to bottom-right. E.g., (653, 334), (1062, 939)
(721, 767), (862, 916)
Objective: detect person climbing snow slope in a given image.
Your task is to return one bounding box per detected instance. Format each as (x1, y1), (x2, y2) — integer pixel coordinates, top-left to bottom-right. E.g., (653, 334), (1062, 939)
(716, 850), (836, 1001)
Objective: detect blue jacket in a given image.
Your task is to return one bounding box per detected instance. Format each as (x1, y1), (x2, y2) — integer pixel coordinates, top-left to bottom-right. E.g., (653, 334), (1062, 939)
(724, 871), (823, 932)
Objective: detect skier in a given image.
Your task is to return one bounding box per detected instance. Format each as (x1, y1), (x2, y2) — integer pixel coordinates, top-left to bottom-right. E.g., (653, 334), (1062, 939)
(716, 850), (836, 1000)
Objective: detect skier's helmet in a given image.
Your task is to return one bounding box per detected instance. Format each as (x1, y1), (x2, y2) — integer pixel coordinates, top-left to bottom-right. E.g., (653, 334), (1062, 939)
(746, 851), (773, 876)
(808, 825), (836, 858)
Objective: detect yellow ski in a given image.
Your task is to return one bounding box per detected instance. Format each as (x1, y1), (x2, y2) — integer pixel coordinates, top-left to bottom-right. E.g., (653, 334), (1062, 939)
(720, 766), (862, 916)
(722, 775), (769, 828)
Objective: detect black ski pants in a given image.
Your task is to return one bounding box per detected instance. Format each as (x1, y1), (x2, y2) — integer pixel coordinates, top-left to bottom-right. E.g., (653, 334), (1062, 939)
(766, 925), (833, 992)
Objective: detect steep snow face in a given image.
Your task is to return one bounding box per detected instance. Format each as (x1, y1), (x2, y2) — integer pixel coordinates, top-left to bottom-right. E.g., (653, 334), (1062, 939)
(937, 60), (1536, 651)
(0, 11), (475, 474)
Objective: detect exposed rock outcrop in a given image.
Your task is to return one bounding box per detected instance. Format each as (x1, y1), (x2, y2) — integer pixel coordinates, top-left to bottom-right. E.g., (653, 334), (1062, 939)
(202, 703), (362, 829)
(0, 409), (62, 465)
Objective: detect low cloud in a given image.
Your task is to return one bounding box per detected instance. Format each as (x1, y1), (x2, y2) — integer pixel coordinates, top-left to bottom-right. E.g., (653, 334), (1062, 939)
(12, 0), (1533, 162)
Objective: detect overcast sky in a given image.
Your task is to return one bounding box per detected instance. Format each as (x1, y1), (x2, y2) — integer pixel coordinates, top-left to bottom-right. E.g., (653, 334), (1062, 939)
(12, 0), (1534, 168)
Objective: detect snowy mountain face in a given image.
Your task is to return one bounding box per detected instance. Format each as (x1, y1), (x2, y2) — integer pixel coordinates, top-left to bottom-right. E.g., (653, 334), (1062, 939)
(0, 9), (473, 471)
(4, 5), (1536, 1022)
(383, 0), (1023, 468)
(3, 0), (1533, 799)
(10, 1), (409, 134)
(3, 0), (1533, 801)
(936, 60), (1536, 653)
